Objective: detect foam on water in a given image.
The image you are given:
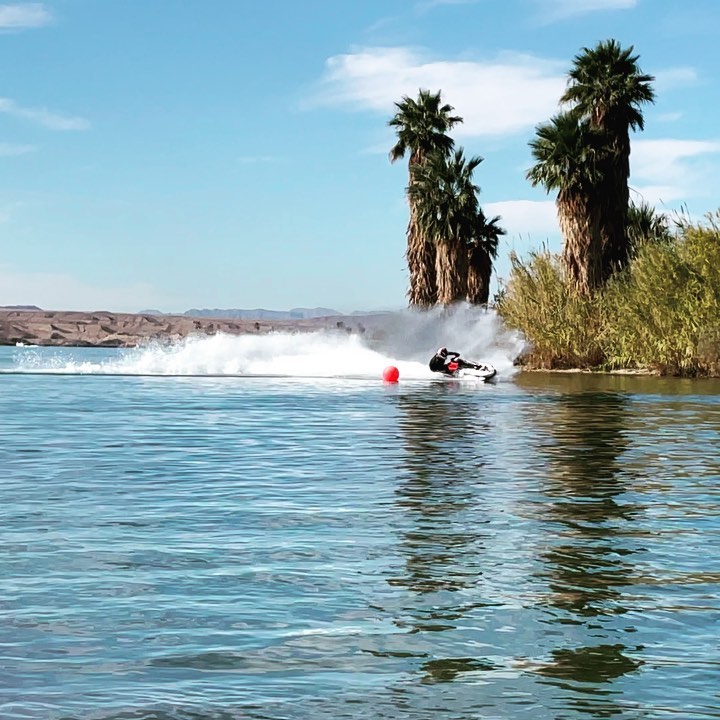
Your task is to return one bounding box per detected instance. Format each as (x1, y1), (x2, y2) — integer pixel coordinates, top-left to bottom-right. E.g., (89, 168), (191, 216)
(10, 305), (524, 380)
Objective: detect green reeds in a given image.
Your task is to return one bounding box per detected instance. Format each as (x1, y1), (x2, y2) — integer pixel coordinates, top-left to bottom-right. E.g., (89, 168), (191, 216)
(496, 250), (606, 369)
(497, 213), (720, 376)
(603, 213), (720, 375)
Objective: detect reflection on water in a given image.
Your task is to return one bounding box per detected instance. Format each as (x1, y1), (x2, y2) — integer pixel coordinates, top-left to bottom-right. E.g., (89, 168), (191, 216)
(391, 386), (489, 596)
(536, 392), (637, 617)
(531, 391), (645, 717)
(537, 643), (642, 683)
(1, 362), (720, 719)
(420, 655), (498, 684)
(389, 386), (496, 689)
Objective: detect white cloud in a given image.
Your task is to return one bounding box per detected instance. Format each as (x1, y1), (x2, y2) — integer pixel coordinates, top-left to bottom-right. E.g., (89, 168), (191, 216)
(0, 142), (36, 156)
(237, 155), (281, 164)
(0, 267), (177, 313)
(311, 47), (565, 138)
(631, 138), (720, 204)
(654, 67), (698, 92)
(0, 98), (90, 130)
(484, 199), (559, 239)
(0, 199), (24, 222)
(655, 111), (683, 123)
(0, 2), (51, 28)
(539, 0), (637, 21)
(415, 0), (481, 11)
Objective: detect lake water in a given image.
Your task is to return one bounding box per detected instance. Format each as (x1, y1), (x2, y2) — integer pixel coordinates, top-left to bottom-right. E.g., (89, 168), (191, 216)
(2, 333), (720, 719)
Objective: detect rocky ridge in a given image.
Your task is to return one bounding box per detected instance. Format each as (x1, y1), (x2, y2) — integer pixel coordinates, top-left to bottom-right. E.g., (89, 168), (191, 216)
(0, 309), (378, 348)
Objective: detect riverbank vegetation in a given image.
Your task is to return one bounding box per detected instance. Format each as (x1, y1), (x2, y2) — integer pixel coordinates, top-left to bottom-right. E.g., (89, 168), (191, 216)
(497, 212), (720, 376)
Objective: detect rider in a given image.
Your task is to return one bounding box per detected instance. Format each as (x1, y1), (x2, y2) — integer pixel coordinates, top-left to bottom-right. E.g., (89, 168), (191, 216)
(428, 347), (478, 376)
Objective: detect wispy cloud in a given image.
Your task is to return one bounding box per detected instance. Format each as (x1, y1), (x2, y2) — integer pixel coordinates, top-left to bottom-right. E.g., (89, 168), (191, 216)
(0, 142), (37, 156)
(538, 0), (637, 22)
(655, 111), (683, 123)
(654, 67), (699, 92)
(310, 46), (565, 138)
(415, 0), (481, 12)
(485, 199), (559, 240)
(0, 3), (51, 29)
(237, 155), (281, 164)
(0, 98), (90, 130)
(0, 266), (178, 312)
(631, 138), (720, 204)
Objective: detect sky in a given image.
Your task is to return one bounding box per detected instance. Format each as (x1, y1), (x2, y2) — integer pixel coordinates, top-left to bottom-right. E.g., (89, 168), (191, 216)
(1, 0), (719, 313)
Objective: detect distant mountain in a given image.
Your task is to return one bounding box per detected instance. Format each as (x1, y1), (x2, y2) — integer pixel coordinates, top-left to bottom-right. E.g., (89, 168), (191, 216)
(1, 305), (42, 311)
(181, 307), (342, 320)
(349, 310), (393, 316)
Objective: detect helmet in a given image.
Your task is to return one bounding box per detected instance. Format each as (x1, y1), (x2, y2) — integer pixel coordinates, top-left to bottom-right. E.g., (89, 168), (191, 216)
(437, 347), (447, 356)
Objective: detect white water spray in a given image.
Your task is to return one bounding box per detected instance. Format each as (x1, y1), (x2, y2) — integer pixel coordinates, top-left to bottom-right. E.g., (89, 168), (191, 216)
(11, 306), (524, 380)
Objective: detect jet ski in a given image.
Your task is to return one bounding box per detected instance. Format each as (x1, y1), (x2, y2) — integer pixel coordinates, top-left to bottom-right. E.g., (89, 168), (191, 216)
(449, 361), (497, 381)
(429, 348), (497, 382)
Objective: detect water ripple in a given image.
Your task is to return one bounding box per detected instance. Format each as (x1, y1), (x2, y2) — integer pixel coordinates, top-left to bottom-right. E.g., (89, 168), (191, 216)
(1, 367), (719, 718)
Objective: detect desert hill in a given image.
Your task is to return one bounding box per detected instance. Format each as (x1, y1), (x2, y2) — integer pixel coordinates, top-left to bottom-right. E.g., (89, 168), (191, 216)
(0, 308), (383, 348)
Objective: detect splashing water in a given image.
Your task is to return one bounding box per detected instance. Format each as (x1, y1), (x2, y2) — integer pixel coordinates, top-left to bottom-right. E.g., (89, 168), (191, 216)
(9, 306), (524, 380)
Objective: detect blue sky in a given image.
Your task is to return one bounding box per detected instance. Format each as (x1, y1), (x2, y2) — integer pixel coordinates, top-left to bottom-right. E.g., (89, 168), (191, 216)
(1, 0), (718, 313)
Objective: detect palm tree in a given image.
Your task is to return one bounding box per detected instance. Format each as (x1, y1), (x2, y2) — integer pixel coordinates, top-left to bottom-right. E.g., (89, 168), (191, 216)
(626, 200), (672, 258)
(410, 149), (482, 305)
(389, 89), (463, 307)
(562, 39), (655, 277)
(527, 112), (605, 295)
(467, 212), (505, 305)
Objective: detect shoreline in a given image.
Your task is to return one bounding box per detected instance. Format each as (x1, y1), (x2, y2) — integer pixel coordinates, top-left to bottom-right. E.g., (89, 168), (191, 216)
(519, 366), (660, 376)
(2, 309), (709, 378)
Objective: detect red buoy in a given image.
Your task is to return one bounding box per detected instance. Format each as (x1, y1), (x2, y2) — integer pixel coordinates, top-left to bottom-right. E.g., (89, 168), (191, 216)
(382, 365), (400, 383)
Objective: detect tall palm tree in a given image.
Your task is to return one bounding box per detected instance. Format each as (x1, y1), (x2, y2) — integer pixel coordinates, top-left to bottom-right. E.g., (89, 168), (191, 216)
(527, 112), (605, 295)
(410, 149), (482, 305)
(389, 89), (463, 307)
(467, 212), (505, 305)
(562, 39), (655, 277)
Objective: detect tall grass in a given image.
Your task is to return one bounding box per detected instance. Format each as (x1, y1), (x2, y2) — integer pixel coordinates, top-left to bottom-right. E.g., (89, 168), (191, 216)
(604, 213), (720, 374)
(496, 250), (606, 369)
(497, 213), (720, 375)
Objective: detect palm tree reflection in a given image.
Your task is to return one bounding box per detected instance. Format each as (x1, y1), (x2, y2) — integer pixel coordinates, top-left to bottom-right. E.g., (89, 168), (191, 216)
(533, 390), (644, 713)
(390, 386), (489, 599)
(383, 384), (497, 692)
(537, 392), (638, 619)
(538, 644), (641, 683)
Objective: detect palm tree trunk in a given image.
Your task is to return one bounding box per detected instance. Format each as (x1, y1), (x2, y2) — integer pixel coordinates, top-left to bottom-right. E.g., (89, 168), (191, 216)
(467, 245), (491, 305)
(435, 237), (468, 305)
(406, 153), (437, 307)
(405, 205), (437, 307)
(601, 133), (631, 279)
(558, 192), (603, 296)
(592, 128), (631, 283)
